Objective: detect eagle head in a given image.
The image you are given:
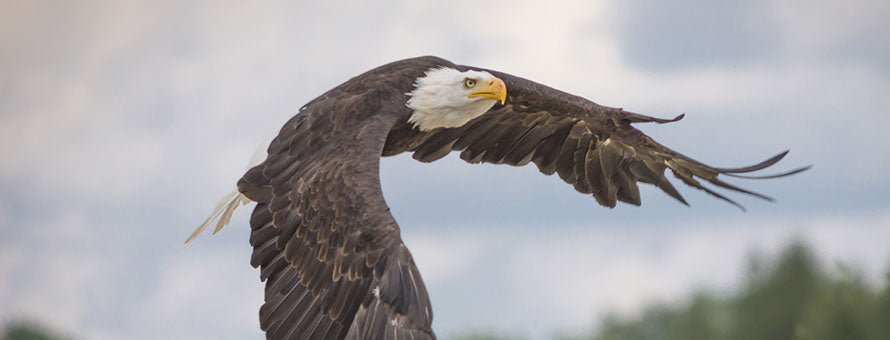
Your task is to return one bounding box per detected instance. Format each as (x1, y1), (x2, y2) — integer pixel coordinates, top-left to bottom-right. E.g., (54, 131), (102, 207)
(407, 67), (507, 131)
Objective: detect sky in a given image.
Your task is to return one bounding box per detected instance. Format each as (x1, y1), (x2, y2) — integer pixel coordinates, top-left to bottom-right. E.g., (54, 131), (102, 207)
(1, 0), (889, 339)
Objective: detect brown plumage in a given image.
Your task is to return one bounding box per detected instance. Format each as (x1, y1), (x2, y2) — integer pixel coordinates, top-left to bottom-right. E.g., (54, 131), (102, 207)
(227, 56), (807, 339)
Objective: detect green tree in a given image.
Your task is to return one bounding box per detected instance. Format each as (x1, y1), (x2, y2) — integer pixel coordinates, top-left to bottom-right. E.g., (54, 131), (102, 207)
(2, 321), (64, 340)
(873, 268), (890, 339)
(584, 241), (889, 340)
(730, 242), (819, 340)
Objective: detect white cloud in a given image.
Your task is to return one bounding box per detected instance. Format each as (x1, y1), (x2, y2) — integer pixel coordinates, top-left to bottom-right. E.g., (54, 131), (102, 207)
(0, 210), (105, 337)
(769, 0), (890, 53)
(134, 248), (265, 340)
(402, 231), (488, 285)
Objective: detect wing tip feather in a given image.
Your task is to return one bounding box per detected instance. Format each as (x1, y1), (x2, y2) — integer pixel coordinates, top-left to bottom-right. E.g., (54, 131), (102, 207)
(716, 150), (790, 174)
(670, 149), (806, 209)
(724, 164), (812, 179)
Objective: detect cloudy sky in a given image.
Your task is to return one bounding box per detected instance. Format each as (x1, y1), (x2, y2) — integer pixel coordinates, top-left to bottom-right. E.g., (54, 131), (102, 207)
(1, 0), (889, 339)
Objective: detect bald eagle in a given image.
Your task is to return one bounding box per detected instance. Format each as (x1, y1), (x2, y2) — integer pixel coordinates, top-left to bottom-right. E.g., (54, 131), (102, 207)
(187, 56), (806, 340)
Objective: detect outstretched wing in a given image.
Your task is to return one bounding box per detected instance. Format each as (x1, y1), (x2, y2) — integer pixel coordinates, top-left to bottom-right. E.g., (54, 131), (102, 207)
(385, 70), (807, 209)
(238, 65), (437, 339)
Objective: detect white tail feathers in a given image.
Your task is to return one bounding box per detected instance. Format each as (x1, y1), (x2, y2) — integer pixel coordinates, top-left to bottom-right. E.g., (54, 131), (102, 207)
(184, 191), (251, 244)
(185, 140), (270, 245)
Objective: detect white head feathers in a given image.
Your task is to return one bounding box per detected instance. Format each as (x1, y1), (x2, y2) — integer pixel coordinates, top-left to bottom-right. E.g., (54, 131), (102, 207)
(407, 67), (502, 131)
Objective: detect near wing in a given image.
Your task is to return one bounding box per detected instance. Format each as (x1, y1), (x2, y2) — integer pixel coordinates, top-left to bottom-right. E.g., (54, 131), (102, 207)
(389, 70), (808, 210)
(238, 86), (435, 339)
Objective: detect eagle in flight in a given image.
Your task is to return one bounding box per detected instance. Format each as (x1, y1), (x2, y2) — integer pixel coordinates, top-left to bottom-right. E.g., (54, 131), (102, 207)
(186, 56), (807, 340)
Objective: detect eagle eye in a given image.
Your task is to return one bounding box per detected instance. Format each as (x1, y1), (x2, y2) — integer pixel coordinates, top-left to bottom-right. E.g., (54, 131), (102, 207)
(463, 78), (476, 88)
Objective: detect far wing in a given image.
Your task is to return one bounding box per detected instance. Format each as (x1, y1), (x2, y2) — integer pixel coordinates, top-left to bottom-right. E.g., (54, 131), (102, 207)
(389, 70), (807, 209)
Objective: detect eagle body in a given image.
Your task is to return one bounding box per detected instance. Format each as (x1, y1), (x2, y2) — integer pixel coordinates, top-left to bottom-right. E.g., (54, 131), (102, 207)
(189, 56), (806, 340)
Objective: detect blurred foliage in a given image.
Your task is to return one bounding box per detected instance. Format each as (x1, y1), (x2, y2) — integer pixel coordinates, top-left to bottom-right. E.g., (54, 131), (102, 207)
(1, 320), (66, 340)
(578, 241), (890, 340)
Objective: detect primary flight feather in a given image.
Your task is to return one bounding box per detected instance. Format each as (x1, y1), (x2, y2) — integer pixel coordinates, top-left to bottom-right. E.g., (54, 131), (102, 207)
(187, 56), (807, 340)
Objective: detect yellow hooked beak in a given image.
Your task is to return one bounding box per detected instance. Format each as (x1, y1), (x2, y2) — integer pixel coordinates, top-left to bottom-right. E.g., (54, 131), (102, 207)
(468, 77), (507, 104)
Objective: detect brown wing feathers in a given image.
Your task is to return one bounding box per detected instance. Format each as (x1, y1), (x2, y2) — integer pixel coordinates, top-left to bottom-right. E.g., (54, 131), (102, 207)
(238, 59), (443, 340)
(404, 70), (805, 210)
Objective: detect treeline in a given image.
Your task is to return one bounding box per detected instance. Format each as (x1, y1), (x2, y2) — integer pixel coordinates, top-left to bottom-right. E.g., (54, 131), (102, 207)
(579, 242), (890, 340)
(453, 241), (890, 340)
(1, 320), (67, 340)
